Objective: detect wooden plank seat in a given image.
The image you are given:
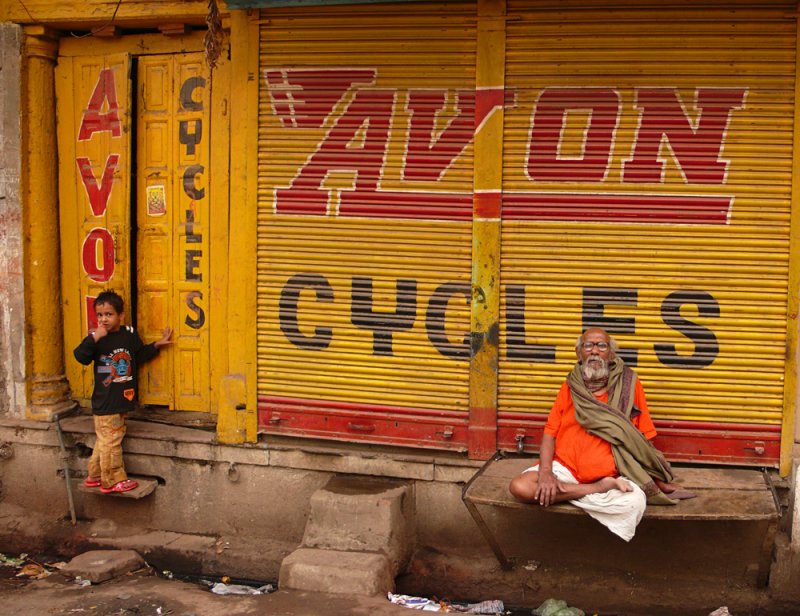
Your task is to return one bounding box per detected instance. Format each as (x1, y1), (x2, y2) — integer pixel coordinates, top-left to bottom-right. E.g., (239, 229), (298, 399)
(461, 452), (781, 586)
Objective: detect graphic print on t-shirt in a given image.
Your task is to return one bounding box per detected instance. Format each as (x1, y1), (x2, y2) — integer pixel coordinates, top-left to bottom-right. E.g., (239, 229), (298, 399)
(99, 348), (134, 387)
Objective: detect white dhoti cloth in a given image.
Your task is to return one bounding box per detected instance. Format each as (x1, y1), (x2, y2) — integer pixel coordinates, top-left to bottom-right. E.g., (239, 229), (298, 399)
(524, 461), (646, 542)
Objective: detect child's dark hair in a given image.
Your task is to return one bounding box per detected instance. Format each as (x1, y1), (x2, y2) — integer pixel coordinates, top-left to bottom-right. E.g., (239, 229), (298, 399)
(94, 290), (124, 314)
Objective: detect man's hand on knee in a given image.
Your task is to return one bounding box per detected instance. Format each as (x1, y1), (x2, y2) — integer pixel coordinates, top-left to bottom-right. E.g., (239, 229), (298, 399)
(535, 468), (564, 506)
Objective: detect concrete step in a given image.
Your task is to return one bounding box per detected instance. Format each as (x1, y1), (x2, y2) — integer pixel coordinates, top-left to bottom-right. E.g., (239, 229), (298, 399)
(279, 547), (394, 596)
(85, 528), (218, 574)
(75, 476), (158, 499)
(279, 475), (415, 595)
(61, 549), (145, 583)
(301, 475), (413, 576)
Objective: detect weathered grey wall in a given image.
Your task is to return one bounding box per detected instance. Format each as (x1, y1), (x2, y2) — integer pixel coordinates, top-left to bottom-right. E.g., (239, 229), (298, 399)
(0, 418), (797, 610)
(0, 417), (482, 582)
(0, 23), (25, 419)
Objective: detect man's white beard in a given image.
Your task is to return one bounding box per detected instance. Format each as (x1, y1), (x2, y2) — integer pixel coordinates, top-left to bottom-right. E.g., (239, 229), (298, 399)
(582, 357), (609, 381)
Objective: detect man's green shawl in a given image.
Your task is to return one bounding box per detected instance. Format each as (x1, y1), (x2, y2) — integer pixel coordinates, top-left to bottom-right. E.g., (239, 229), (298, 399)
(567, 358), (677, 505)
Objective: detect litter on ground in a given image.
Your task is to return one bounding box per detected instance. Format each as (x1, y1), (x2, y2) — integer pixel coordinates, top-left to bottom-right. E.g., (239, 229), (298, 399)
(533, 598), (585, 616)
(1, 553), (66, 580)
(388, 593), (505, 613)
(210, 582), (275, 595)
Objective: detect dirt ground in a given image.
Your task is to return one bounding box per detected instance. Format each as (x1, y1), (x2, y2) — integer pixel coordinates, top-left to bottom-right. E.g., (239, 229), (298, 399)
(3, 553), (800, 616)
(0, 559), (419, 616)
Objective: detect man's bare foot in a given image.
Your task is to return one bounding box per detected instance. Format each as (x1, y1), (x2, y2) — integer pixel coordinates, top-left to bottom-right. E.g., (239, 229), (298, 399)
(597, 476), (633, 493)
(654, 478), (697, 500)
(654, 479), (679, 493)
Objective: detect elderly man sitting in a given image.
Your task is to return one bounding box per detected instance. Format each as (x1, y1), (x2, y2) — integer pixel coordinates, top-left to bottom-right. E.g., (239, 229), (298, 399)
(508, 327), (694, 541)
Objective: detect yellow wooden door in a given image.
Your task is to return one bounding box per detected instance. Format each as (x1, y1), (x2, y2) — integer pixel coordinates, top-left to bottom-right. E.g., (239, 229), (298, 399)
(57, 53), (133, 400)
(136, 53), (211, 411)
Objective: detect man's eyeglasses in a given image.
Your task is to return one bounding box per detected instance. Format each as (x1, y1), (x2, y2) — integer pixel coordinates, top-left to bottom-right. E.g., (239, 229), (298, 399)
(581, 341), (609, 351)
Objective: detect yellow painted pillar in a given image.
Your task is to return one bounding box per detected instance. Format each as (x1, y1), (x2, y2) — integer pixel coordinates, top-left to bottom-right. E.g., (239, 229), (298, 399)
(782, 4), (800, 475)
(217, 10), (259, 444)
(469, 0), (506, 459)
(22, 26), (75, 420)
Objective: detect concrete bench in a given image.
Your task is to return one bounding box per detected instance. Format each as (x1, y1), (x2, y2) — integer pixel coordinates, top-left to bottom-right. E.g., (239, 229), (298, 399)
(461, 452), (781, 586)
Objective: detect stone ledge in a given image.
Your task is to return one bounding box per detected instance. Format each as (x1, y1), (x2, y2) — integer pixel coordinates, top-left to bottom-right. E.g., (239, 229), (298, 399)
(0, 417), (481, 485)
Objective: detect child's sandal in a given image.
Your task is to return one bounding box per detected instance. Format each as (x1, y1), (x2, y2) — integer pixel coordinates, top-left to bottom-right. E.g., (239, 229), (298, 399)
(100, 479), (138, 494)
(83, 477), (101, 488)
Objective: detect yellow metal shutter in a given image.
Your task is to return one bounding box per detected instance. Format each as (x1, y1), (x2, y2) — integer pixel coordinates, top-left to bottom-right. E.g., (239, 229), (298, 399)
(498, 1), (795, 465)
(256, 3), (476, 448)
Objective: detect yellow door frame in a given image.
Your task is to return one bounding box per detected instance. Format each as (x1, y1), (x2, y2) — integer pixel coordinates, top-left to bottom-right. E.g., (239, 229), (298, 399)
(57, 32), (230, 418)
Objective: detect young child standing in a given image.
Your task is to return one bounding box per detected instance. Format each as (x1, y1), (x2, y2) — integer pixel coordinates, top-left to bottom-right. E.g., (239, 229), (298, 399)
(73, 291), (173, 494)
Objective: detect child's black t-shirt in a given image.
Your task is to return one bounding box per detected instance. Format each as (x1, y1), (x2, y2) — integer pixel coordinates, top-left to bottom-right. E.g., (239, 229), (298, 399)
(73, 325), (159, 415)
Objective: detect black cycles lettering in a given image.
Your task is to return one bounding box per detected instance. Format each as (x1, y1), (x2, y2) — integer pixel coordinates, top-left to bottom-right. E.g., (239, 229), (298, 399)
(179, 76), (206, 112)
(506, 285), (556, 362)
(179, 120), (202, 156)
(185, 291), (205, 329)
(185, 250), (202, 281)
(351, 276), (417, 356)
(178, 74), (206, 331)
(582, 287), (638, 366)
(182, 165), (205, 201)
(426, 282), (470, 359)
(276, 275), (721, 369)
(279, 273), (334, 350)
(655, 290), (720, 368)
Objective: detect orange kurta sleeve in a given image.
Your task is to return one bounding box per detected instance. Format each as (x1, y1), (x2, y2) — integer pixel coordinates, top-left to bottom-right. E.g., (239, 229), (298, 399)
(543, 382), (571, 438)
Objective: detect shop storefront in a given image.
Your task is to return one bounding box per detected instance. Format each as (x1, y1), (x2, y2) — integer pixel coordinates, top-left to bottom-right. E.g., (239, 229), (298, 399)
(4, 0), (797, 472)
(252, 1), (798, 469)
